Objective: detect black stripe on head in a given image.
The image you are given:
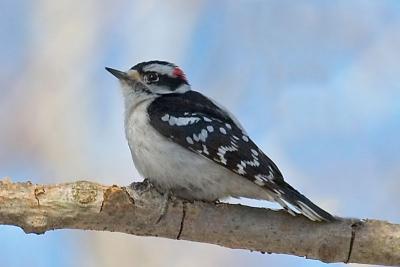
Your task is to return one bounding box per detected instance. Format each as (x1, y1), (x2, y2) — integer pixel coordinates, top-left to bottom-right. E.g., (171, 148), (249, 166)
(151, 73), (188, 91)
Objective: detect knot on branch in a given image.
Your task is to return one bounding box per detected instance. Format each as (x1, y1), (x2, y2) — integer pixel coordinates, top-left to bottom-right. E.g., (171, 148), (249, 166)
(72, 181), (98, 205)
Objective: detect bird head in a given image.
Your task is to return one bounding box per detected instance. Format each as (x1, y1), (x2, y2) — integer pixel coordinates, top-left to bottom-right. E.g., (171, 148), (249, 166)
(106, 61), (191, 97)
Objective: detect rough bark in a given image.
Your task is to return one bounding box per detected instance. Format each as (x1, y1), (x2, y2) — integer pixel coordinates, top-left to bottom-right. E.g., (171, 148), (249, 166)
(0, 178), (398, 266)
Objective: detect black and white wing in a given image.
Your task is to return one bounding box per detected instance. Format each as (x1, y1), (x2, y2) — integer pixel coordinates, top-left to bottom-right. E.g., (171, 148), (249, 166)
(148, 91), (334, 221)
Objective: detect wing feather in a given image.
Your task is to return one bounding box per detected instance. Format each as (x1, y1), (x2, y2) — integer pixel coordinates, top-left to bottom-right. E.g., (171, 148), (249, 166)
(148, 91), (283, 189)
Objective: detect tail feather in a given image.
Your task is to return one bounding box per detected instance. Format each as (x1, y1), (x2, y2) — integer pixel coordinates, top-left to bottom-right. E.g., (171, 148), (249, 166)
(275, 182), (335, 222)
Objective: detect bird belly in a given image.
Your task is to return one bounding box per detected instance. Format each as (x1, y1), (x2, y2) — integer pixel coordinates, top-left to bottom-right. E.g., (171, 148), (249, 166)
(125, 101), (273, 201)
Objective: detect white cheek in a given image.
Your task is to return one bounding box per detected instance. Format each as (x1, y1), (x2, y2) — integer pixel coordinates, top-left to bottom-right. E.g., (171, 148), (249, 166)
(120, 81), (133, 94)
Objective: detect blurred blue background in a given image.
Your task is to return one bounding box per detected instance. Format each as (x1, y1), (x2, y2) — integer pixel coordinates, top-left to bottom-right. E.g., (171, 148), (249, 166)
(0, 0), (399, 266)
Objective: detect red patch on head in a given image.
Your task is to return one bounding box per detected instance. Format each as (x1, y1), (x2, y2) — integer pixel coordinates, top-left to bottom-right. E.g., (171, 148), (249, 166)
(173, 67), (187, 81)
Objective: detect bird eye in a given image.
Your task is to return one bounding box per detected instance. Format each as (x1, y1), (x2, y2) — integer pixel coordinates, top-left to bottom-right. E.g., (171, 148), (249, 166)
(144, 72), (159, 83)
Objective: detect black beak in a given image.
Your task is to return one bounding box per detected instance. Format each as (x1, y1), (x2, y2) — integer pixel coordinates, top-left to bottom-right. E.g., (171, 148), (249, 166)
(105, 67), (128, 80)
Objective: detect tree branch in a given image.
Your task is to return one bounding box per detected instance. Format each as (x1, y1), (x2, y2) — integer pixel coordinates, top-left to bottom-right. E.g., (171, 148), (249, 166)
(0, 178), (398, 266)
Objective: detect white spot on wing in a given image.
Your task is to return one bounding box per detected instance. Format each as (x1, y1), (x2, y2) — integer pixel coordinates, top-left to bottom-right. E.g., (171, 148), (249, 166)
(217, 147), (228, 165)
(240, 157), (260, 168)
(207, 125), (214, 132)
(203, 117), (212, 122)
(273, 188), (285, 196)
(219, 127), (227, 134)
(200, 129), (208, 141)
(251, 149), (259, 156)
(219, 157), (227, 165)
(161, 114), (170, 122)
(225, 123), (232, 129)
(186, 136), (194, 144)
(193, 133), (200, 142)
(254, 174), (266, 186)
(202, 144), (209, 155)
(236, 164), (246, 175)
(176, 117), (200, 126)
(216, 145), (237, 165)
(268, 166), (273, 172)
(230, 140), (238, 148)
(168, 116), (177, 126)
(242, 135), (249, 142)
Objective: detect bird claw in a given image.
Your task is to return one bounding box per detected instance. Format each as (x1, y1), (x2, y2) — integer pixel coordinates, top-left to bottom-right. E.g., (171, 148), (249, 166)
(156, 191), (171, 224)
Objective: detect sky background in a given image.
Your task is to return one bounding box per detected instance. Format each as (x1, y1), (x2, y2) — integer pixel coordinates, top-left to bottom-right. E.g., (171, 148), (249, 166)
(0, 0), (399, 266)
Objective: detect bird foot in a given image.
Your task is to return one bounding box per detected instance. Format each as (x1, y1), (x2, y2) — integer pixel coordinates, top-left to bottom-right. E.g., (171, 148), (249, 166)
(156, 190), (171, 224)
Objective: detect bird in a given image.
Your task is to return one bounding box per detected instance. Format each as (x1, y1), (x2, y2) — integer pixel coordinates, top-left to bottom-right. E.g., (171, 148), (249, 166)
(105, 60), (335, 222)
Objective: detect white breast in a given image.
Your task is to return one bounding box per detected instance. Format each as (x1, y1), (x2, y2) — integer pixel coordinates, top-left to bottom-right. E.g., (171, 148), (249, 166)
(124, 99), (273, 201)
